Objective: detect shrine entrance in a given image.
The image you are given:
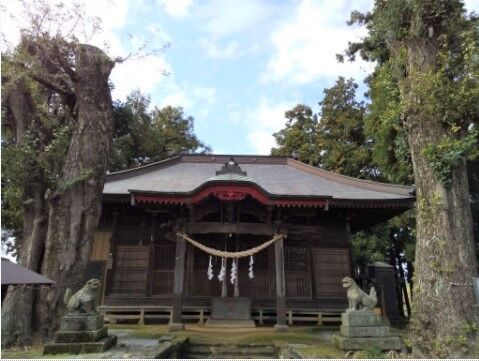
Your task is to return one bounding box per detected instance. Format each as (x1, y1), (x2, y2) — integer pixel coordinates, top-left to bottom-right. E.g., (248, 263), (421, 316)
(189, 235), (272, 299)
(169, 232), (288, 331)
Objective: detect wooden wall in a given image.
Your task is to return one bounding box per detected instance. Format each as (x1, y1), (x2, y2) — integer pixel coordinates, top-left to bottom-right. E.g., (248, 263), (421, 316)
(97, 205), (352, 301)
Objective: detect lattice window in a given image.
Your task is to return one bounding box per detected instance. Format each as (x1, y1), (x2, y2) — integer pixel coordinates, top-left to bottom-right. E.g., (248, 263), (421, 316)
(285, 246), (309, 271)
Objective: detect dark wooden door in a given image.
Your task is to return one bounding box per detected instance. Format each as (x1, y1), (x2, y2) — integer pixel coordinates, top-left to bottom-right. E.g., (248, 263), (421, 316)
(284, 245), (312, 298)
(150, 243), (176, 295)
(312, 248), (350, 298)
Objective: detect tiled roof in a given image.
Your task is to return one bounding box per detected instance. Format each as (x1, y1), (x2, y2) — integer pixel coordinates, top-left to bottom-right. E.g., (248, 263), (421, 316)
(1, 258), (55, 285)
(104, 155), (414, 202)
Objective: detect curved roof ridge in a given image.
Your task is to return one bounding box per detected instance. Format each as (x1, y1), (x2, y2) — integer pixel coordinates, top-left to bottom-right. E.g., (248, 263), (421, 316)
(106, 156), (182, 180)
(286, 158), (414, 196)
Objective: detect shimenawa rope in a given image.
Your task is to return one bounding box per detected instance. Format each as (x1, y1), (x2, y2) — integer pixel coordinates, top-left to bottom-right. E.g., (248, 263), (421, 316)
(176, 232), (285, 258)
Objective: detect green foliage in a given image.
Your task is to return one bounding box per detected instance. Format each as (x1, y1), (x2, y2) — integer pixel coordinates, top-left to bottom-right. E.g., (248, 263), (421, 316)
(272, 78), (416, 266)
(316, 77), (374, 179)
(272, 78), (377, 179)
(271, 104), (319, 165)
(366, 63), (413, 184)
(423, 131), (479, 187)
(110, 91), (211, 171)
(345, 0), (479, 357)
(353, 210), (416, 268)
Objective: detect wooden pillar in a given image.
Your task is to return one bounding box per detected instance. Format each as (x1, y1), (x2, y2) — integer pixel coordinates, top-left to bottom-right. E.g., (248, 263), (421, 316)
(146, 213), (157, 296)
(274, 236), (288, 332)
(234, 259), (240, 297)
(345, 216), (355, 277)
(221, 258), (227, 297)
(308, 239), (316, 299)
(185, 244), (194, 297)
(105, 210), (119, 296)
(169, 234), (186, 331)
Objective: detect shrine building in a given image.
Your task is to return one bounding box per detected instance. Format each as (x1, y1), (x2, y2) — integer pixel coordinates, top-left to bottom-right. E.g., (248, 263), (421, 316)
(91, 154), (414, 330)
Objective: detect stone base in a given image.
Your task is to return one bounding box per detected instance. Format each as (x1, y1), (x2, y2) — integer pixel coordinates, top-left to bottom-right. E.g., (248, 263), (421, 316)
(204, 319), (256, 328)
(274, 324), (289, 332)
(334, 335), (403, 351)
(341, 311), (383, 327)
(168, 322), (185, 332)
(55, 326), (108, 343)
(43, 335), (117, 355)
(340, 325), (389, 338)
(60, 312), (104, 332)
(211, 297), (251, 320)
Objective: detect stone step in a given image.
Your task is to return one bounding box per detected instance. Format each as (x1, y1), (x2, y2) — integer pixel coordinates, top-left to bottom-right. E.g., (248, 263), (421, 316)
(187, 345), (277, 355)
(185, 341), (278, 358)
(186, 353), (270, 359)
(44, 335), (117, 355)
(340, 325), (390, 338)
(204, 319), (256, 328)
(334, 335), (404, 351)
(189, 340), (272, 347)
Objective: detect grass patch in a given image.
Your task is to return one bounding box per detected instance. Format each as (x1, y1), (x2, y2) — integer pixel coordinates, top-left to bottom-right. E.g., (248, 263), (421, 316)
(108, 323), (338, 345)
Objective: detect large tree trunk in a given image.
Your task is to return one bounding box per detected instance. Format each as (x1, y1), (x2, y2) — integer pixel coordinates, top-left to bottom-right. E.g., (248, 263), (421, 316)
(1, 81), (48, 347)
(1, 186), (48, 346)
(404, 41), (478, 358)
(34, 44), (114, 338)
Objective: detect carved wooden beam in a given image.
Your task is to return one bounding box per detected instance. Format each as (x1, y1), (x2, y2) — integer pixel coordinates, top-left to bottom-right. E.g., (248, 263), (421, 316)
(184, 222), (274, 235)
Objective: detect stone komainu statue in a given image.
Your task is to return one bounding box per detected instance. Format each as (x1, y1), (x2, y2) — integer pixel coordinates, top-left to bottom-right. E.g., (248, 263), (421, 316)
(342, 276), (377, 311)
(64, 279), (101, 314)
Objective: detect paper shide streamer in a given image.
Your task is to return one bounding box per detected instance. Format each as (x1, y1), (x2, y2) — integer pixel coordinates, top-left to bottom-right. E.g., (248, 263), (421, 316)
(218, 257), (226, 282)
(230, 259), (237, 284)
(248, 255), (254, 279)
(207, 255), (214, 280)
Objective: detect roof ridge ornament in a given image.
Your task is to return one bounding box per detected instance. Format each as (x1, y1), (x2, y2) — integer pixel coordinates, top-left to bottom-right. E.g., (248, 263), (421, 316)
(216, 157), (247, 176)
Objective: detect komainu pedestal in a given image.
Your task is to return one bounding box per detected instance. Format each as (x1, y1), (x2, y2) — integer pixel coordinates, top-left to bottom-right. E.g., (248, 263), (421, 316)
(44, 312), (116, 354)
(334, 277), (403, 351)
(334, 311), (403, 351)
(43, 279), (117, 355)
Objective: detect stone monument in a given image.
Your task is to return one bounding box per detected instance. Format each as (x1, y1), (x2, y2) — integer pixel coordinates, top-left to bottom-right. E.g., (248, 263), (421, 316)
(44, 279), (117, 355)
(334, 277), (404, 351)
(205, 297), (255, 328)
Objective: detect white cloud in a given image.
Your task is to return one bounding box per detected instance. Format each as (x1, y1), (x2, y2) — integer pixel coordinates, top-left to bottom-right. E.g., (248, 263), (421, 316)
(247, 130), (278, 155)
(158, 83), (216, 116)
(239, 98), (295, 155)
(200, 39), (242, 59)
(158, 0), (193, 18)
(262, 0), (375, 84)
(201, 0), (265, 39)
(464, 0), (479, 12)
(197, 0), (268, 59)
(111, 55), (172, 100)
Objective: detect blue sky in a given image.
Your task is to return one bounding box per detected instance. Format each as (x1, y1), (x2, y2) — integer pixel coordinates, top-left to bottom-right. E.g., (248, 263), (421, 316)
(4, 0), (479, 154)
